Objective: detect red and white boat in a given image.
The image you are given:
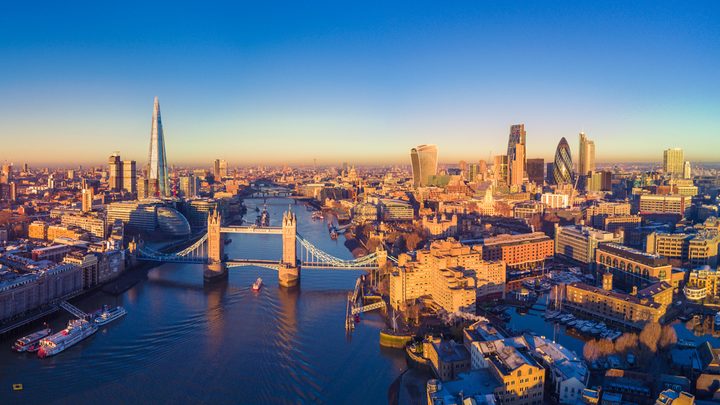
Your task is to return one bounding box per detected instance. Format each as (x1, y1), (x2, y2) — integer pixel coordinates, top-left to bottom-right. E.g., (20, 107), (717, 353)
(12, 328), (52, 353)
(252, 277), (263, 291)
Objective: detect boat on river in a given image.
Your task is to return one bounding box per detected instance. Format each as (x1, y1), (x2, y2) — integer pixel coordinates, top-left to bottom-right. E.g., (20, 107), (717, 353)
(12, 328), (52, 353)
(93, 305), (127, 326)
(252, 278), (263, 291)
(38, 319), (97, 358)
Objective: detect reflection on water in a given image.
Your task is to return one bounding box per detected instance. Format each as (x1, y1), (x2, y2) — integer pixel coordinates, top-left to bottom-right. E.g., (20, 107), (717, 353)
(0, 198), (404, 404)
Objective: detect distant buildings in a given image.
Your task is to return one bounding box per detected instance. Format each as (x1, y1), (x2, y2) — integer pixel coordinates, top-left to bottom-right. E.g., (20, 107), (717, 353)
(663, 148), (684, 178)
(553, 137), (574, 186)
(410, 144), (438, 187)
(147, 97), (169, 197)
(214, 159), (228, 179)
(106, 201), (190, 237)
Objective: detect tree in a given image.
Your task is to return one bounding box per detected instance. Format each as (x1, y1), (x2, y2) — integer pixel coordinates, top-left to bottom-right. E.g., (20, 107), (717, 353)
(405, 233), (422, 251)
(598, 339), (615, 357)
(639, 322), (662, 353)
(614, 333), (639, 354)
(659, 325), (678, 350)
(583, 339), (602, 362)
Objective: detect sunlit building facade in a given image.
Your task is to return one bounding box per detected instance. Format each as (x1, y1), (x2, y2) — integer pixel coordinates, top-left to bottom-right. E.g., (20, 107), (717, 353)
(410, 144), (438, 187)
(552, 137), (574, 186)
(147, 96), (169, 197)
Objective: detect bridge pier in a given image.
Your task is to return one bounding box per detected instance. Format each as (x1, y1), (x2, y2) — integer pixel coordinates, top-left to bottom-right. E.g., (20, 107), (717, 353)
(204, 262), (228, 282)
(278, 263), (301, 288)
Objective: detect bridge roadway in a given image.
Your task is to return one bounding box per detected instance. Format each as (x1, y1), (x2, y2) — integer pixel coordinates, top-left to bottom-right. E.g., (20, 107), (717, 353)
(220, 226), (282, 235)
(225, 259), (379, 271)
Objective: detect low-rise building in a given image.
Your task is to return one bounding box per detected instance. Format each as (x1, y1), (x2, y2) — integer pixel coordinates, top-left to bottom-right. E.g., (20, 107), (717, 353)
(565, 272), (672, 327)
(596, 243), (673, 289)
(482, 232), (554, 270)
(555, 224), (623, 265)
(424, 336), (471, 381)
(639, 194), (690, 217)
(684, 266), (719, 302)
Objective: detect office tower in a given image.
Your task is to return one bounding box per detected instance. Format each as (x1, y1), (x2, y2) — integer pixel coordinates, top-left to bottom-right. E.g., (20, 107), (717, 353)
(663, 148), (684, 177)
(546, 162), (555, 185)
(410, 144), (438, 187)
(1, 164), (12, 184)
(67, 169), (75, 180)
(123, 160), (137, 194)
(9, 182), (17, 201)
(478, 160), (488, 179)
(552, 137), (574, 186)
(578, 132), (595, 176)
(526, 158), (545, 185)
(213, 159), (228, 179)
(23, 163), (28, 173)
(506, 124), (527, 186)
(683, 161), (692, 179)
(468, 163), (480, 182)
(493, 155), (509, 184)
(48, 174), (55, 190)
(510, 143), (525, 186)
(588, 171), (612, 192)
(108, 153), (122, 191)
(137, 177), (148, 199)
(180, 174), (200, 198)
(81, 188), (94, 212)
(147, 97), (169, 197)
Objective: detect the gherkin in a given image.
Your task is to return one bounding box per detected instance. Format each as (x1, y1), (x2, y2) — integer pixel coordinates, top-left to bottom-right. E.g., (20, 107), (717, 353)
(553, 137), (574, 185)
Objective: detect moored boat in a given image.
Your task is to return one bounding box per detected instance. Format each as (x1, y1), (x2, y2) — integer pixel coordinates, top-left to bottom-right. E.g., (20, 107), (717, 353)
(94, 305), (127, 326)
(12, 328), (52, 353)
(38, 319), (97, 358)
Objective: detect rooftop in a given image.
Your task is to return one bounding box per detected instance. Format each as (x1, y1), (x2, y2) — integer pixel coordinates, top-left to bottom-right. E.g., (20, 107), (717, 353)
(598, 243), (670, 267)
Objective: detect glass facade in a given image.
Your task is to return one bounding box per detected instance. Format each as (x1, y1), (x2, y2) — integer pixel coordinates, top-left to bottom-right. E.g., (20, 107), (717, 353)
(552, 137), (574, 185)
(148, 97), (169, 197)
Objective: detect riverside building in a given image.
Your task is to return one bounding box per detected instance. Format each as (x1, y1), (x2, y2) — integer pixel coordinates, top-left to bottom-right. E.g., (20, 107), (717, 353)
(481, 232), (554, 270)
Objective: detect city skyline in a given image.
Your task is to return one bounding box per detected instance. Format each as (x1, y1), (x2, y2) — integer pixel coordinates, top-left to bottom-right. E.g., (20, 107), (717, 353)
(1, 2), (719, 166)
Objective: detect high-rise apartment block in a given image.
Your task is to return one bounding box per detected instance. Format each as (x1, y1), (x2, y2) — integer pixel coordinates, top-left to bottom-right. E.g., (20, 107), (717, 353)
(663, 148), (684, 178)
(81, 188), (94, 212)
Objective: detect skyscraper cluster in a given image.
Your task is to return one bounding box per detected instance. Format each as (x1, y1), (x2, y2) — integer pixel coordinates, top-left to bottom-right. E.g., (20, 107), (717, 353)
(410, 144), (438, 187)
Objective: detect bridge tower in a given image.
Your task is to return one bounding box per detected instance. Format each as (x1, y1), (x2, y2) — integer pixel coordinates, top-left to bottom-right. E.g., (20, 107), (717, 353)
(204, 209), (227, 282)
(278, 207), (300, 287)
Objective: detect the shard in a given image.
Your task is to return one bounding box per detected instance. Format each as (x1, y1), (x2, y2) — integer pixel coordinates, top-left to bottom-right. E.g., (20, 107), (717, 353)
(147, 96), (169, 197)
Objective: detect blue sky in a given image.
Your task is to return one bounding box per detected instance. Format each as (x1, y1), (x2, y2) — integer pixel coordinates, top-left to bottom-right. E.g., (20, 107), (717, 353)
(0, 1), (718, 166)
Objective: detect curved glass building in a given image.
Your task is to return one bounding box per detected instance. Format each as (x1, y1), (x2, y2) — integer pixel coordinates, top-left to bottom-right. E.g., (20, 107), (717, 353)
(553, 137), (574, 185)
(156, 207), (192, 237)
(410, 144), (438, 187)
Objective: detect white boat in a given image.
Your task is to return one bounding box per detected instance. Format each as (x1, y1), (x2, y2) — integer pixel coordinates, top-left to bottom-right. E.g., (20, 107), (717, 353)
(12, 328), (52, 352)
(94, 305), (127, 326)
(38, 319), (97, 358)
(581, 323), (594, 333)
(715, 312), (720, 326)
(252, 277), (263, 291)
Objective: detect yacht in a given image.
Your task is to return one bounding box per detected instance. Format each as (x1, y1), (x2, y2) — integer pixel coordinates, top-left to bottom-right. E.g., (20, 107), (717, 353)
(252, 277), (263, 292)
(38, 319), (97, 358)
(12, 328), (52, 353)
(94, 305), (127, 326)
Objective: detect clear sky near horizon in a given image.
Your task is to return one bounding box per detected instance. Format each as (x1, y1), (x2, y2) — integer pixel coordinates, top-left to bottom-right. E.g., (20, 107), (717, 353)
(0, 1), (718, 167)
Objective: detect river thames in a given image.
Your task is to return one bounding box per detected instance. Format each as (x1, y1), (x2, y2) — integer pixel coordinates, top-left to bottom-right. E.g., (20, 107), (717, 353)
(1, 198), (405, 404)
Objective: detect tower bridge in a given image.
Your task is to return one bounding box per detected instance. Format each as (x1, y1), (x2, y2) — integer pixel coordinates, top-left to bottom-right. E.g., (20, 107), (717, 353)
(135, 207), (391, 287)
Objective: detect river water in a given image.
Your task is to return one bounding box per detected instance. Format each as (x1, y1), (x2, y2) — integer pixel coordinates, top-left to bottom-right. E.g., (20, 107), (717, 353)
(0, 198), (405, 404)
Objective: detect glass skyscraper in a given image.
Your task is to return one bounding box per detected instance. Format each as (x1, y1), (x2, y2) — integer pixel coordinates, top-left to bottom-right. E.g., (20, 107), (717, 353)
(410, 144), (438, 187)
(147, 97), (169, 197)
(553, 137), (574, 186)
